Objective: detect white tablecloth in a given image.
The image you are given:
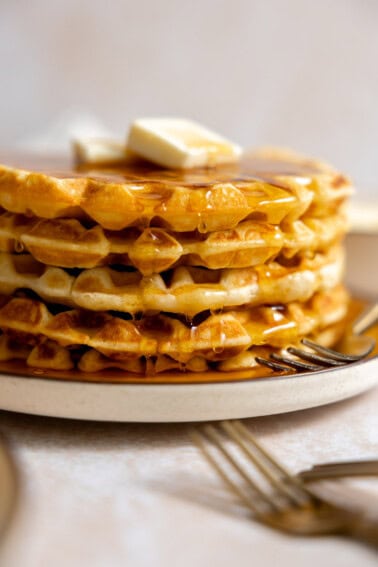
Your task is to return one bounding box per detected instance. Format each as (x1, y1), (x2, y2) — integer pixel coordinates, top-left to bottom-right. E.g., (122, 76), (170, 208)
(0, 386), (377, 567)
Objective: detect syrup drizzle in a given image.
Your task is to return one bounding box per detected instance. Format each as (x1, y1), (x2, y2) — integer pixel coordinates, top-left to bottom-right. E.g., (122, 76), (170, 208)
(0, 150), (338, 191)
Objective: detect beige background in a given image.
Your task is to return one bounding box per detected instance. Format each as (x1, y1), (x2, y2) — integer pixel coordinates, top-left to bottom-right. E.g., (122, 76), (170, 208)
(0, 0), (377, 197)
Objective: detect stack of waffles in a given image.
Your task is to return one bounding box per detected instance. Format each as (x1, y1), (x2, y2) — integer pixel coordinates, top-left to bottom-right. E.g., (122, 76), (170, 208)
(0, 145), (352, 375)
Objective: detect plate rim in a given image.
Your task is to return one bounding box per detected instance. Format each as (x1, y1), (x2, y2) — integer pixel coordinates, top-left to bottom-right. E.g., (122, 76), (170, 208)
(0, 355), (377, 422)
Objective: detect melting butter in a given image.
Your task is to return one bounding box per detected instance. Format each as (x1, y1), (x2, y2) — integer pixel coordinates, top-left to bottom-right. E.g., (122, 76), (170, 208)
(127, 118), (242, 169)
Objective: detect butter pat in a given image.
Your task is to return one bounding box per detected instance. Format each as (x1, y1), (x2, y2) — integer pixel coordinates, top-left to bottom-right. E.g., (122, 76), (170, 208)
(73, 138), (137, 166)
(127, 118), (242, 169)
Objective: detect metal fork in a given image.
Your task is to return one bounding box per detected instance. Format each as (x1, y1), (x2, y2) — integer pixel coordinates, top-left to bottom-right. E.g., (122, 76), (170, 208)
(191, 420), (378, 546)
(256, 302), (378, 373)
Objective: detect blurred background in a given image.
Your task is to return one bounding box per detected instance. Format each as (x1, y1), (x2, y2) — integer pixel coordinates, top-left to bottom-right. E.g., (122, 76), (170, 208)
(0, 0), (377, 199)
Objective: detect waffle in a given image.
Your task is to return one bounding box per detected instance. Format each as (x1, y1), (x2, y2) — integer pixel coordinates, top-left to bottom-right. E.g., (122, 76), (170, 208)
(0, 246), (344, 315)
(0, 148), (352, 232)
(0, 328), (343, 374)
(84, 316), (346, 374)
(0, 335), (209, 373)
(0, 211), (347, 273)
(0, 286), (348, 368)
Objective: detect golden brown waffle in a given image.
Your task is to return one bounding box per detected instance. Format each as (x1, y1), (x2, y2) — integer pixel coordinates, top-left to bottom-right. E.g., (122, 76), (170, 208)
(0, 337), (325, 374)
(0, 286), (348, 366)
(81, 332), (345, 372)
(78, 316), (347, 374)
(0, 336), (209, 373)
(0, 148), (352, 232)
(0, 287), (347, 373)
(0, 246), (344, 315)
(77, 350), (209, 373)
(0, 211), (347, 272)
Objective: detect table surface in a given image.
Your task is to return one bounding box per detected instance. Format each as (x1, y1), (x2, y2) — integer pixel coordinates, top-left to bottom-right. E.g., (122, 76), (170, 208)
(0, 386), (377, 567)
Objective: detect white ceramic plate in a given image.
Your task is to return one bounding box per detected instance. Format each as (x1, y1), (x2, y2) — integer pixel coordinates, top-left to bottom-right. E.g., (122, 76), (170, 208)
(0, 356), (377, 422)
(0, 225), (376, 423)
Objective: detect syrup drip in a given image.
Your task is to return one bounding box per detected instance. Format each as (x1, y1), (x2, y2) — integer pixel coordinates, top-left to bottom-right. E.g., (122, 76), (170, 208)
(14, 241), (25, 253)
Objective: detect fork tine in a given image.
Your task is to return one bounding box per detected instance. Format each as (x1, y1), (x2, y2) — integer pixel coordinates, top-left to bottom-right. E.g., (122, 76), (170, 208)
(269, 353), (324, 372)
(220, 421), (307, 506)
(352, 302), (378, 335)
(301, 339), (372, 362)
(230, 421), (314, 503)
(203, 425), (280, 510)
(189, 429), (262, 515)
(254, 356), (294, 373)
(286, 347), (345, 367)
(191, 426), (279, 514)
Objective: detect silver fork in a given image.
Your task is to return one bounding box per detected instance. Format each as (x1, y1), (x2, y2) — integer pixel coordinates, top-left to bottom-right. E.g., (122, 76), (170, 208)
(191, 420), (378, 546)
(256, 302), (378, 373)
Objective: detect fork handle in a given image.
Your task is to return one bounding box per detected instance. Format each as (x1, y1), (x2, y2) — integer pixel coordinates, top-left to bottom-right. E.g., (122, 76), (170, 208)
(346, 516), (378, 548)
